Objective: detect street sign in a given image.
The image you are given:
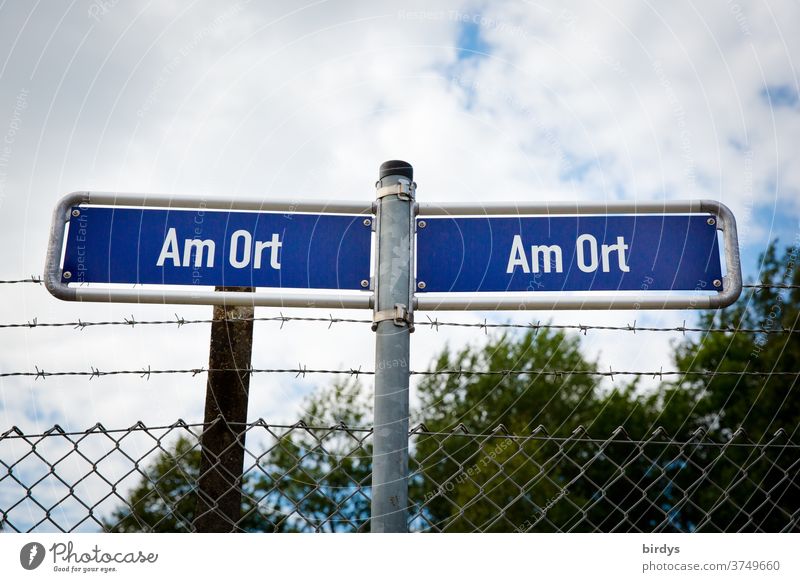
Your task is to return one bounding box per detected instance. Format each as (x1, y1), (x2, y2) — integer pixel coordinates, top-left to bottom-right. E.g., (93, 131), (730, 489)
(62, 206), (370, 290)
(45, 192), (374, 308)
(414, 200), (741, 311)
(416, 215), (721, 293)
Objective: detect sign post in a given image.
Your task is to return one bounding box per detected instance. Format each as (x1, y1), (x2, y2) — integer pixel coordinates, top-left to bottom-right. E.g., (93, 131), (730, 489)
(370, 161), (415, 533)
(194, 286), (254, 533)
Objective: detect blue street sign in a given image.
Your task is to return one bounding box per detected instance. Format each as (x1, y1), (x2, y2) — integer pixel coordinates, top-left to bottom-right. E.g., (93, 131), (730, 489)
(416, 215), (722, 293)
(62, 207), (371, 290)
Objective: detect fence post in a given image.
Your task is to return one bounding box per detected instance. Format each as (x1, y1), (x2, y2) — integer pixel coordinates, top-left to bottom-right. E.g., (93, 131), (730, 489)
(194, 286), (254, 532)
(371, 160), (415, 532)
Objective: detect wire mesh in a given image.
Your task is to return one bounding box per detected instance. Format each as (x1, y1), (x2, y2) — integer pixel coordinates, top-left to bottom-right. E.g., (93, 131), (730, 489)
(1, 420), (797, 533)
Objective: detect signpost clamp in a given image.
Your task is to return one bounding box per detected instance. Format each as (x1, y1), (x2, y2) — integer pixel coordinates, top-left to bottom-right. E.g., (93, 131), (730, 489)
(376, 177), (416, 201)
(371, 303), (415, 332)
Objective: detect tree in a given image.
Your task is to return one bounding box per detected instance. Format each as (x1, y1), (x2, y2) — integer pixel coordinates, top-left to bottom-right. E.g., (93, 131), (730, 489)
(670, 241), (800, 439)
(410, 327), (685, 532)
(415, 328), (600, 435)
(104, 435), (199, 532)
(410, 240), (800, 532)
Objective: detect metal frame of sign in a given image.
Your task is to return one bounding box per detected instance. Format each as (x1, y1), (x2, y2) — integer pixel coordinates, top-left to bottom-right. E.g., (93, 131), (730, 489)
(44, 191), (375, 309)
(413, 200), (741, 311)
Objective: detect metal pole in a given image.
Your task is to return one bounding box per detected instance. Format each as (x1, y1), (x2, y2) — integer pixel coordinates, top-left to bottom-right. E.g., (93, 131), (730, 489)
(194, 287), (254, 532)
(371, 160), (415, 533)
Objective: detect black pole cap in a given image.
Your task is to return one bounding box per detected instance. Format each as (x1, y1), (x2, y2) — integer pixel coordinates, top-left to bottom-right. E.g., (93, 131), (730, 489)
(379, 160), (413, 181)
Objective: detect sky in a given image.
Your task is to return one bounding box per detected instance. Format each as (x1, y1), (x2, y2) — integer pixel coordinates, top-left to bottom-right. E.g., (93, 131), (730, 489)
(0, 0), (799, 530)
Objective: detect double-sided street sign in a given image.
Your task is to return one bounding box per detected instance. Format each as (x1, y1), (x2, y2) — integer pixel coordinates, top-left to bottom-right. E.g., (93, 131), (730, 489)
(45, 192), (741, 311)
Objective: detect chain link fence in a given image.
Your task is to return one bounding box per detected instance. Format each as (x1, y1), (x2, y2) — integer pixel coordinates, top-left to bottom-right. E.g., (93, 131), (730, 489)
(2, 419), (798, 533)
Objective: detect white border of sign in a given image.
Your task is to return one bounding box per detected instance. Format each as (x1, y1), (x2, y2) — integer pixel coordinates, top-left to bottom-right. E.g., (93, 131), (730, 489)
(44, 191), (375, 309)
(413, 200), (742, 311)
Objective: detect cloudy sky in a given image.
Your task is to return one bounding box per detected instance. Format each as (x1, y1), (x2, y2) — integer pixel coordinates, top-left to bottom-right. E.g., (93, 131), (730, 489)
(0, 0), (798, 528)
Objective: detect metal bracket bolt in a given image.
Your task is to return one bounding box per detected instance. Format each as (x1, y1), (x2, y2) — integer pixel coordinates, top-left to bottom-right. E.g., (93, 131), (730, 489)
(417, 281), (426, 290)
(418, 220), (426, 229)
(713, 279), (722, 288)
(71, 209), (80, 217)
(363, 218), (372, 227)
(707, 217), (716, 226)
(63, 271), (72, 280)
(360, 279), (370, 288)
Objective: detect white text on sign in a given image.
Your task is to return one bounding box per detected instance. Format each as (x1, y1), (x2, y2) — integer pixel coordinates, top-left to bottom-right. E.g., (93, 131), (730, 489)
(156, 228), (283, 270)
(506, 234), (630, 274)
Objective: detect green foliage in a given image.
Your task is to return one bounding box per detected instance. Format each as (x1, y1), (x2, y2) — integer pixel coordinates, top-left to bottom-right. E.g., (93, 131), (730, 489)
(412, 328), (667, 531)
(103, 436), (201, 532)
(416, 329), (599, 434)
(251, 377), (373, 532)
(104, 436), (199, 532)
(670, 240), (800, 440)
(412, 242), (800, 532)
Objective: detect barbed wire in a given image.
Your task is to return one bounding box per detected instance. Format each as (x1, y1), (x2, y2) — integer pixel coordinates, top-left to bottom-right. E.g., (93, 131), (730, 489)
(0, 313), (796, 335)
(0, 313), (372, 330)
(2, 365), (799, 381)
(0, 277), (796, 338)
(0, 276), (42, 284)
(419, 316), (797, 335)
(412, 368), (800, 380)
(0, 365), (370, 380)
(743, 283), (800, 290)
(1, 274), (796, 534)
